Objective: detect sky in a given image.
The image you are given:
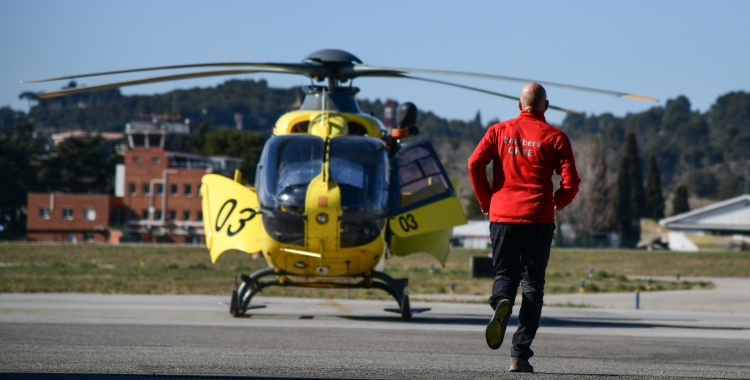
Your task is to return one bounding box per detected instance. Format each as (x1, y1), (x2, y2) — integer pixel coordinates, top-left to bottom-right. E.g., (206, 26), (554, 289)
(1, 0), (749, 125)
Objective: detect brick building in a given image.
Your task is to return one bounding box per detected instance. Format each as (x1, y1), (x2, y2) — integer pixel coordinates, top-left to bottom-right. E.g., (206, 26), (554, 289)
(26, 119), (240, 244)
(26, 193), (125, 243)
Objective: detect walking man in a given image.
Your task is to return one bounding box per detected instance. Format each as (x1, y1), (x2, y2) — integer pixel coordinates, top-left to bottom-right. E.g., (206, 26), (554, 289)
(468, 82), (580, 372)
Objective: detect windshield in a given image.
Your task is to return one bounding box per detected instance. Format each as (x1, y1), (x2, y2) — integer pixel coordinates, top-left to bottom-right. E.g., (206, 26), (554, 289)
(256, 135), (388, 216)
(329, 136), (389, 214)
(257, 135), (324, 210)
(256, 135), (387, 247)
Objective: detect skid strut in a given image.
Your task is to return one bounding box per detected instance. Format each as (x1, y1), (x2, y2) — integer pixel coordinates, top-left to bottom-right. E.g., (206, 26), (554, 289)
(230, 268), (429, 321)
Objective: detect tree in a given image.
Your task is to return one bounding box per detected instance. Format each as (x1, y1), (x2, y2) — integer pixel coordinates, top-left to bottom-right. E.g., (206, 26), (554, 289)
(189, 121), (210, 152)
(472, 110), (482, 126)
(556, 135), (611, 244)
(18, 91), (40, 109)
(0, 107), (27, 131)
(684, 169), (718, 198)
(645, 155), (665, 220)
(624, 132), (647, 219)
(39, 136), (115, 194)
(716, 171), (744, 200)
(0, 123), (43, 240)
(613, 157), (640, 247)
(201, 128), (266, 184)
(672, 185), (690, 216)
(708, 91), (750, 163)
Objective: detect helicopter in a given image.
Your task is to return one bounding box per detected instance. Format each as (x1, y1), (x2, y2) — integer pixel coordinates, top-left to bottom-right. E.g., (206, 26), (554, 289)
(23, 49), (657, 321)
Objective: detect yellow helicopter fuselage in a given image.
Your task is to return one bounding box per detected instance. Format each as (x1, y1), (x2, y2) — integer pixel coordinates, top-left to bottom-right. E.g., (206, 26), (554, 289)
(263, 109), (388, 278)
(200, 101), (467, 279)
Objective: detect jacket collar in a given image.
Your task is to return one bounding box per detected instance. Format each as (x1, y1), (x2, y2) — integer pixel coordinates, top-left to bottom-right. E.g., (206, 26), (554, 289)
(519, 109), (547, 123)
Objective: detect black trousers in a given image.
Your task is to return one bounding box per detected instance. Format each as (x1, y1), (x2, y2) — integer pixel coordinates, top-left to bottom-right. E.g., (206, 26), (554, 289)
(488, 222), (555, 360)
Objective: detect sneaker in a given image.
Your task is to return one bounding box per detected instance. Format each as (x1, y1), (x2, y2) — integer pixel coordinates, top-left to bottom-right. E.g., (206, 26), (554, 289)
(509, 357), (534, 373)
(485, 298), (511, 350)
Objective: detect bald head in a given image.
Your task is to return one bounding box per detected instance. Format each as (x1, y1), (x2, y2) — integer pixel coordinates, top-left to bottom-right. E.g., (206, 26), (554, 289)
(518, 82), (548, 113)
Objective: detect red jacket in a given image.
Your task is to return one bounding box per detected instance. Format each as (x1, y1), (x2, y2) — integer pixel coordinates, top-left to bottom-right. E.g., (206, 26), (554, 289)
(468, 110), (580, 223)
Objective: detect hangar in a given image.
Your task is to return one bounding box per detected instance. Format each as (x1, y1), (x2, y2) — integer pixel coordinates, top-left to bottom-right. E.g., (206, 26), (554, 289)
(659, 194), (750, 251)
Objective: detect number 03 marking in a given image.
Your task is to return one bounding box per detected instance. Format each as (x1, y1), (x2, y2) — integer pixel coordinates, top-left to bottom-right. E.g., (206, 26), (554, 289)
(398, 214), (418, 232)
(215, 199), (257, 237)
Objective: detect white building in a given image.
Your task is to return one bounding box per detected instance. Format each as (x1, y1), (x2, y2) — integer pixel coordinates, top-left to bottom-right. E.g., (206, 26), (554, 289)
(659, 194), (750, 251)
(452, 220), (491, 249)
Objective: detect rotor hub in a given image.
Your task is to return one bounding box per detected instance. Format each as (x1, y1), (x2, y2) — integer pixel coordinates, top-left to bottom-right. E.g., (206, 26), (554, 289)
(303, 49), (362, 65)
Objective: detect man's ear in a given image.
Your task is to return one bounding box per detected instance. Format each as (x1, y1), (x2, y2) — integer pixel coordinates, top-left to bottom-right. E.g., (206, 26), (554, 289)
(543, 100), (549, 112)
(518, 101), (523, 111)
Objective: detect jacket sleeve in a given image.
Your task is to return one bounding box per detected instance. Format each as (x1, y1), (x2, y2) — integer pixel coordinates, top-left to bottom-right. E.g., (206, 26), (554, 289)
(468, 128), (496, 213)
(553, 133), (580, 210)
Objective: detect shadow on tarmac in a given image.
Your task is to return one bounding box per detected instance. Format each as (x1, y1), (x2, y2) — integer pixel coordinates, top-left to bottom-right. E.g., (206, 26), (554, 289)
(338, 314), (747, 331)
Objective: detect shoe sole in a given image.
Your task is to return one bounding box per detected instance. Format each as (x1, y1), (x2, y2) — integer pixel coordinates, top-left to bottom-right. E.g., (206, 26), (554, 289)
(485, 299), (511, 350)
(509, 366), (534, 373)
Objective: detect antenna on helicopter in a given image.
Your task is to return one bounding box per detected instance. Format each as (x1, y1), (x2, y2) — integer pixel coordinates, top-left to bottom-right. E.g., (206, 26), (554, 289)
(321, 88), (327, 128)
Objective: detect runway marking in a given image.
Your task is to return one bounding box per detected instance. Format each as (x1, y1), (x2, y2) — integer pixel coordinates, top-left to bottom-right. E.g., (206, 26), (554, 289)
(326, 299), (350, 314)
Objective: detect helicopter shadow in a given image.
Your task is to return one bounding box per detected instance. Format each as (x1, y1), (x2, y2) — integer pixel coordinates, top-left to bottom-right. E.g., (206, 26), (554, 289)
(339, 314), (514, 326)
(338, 314), (748, 331)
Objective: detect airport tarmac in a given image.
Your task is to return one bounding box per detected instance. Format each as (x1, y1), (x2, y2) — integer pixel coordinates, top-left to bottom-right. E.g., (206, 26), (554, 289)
(1, 293), (749, 379)
(413, 276), (750, 313)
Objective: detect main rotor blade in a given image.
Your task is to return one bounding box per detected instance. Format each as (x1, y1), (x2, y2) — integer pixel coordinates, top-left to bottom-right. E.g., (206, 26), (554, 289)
(346, 65), (658, 102)
(21, 62), (320, 84)
(36, 68), (298, 99)
(392, 74), (583, 115)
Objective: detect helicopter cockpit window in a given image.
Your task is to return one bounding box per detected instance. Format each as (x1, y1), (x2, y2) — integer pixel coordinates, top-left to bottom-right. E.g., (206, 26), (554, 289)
(346, 122), (368, 136)
(393, 145), (450, 209)
(257, 135), (324, 211)
(330, 136), (388, 247)
(329, 137), (389, 214)
(290, 121), (309, 133)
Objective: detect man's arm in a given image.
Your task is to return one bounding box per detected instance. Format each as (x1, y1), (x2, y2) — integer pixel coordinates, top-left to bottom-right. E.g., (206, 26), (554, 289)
(553, 133), (580, 210)
(468, 128), (496, 213)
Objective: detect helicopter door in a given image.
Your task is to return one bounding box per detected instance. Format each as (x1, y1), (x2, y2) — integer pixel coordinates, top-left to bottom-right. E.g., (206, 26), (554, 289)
(201, 173), (262, 263)
(388, 141), (467, 265)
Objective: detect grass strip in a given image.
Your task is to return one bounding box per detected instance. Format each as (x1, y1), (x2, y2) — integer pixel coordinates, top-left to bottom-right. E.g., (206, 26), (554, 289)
(1, 244), (741, 298)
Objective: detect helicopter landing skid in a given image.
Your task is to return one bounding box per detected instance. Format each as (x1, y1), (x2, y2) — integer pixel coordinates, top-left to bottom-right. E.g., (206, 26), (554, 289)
(229, 268), (429, 321)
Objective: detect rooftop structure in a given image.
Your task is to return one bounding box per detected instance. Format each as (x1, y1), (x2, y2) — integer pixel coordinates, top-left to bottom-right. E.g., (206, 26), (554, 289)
(125, 119), (191, 151)
(50, 130), (124, 146)
(659, 194), (750, 234)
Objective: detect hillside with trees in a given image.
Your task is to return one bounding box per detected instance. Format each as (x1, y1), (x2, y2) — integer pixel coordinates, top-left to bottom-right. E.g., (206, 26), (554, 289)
(557, 92), (749, 246)
(560, 93), (749, 199)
